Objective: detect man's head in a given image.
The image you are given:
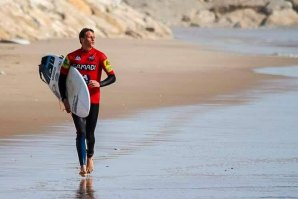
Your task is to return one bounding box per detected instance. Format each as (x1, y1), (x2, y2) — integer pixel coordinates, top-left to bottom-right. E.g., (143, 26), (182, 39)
(79, 28), (95, 50)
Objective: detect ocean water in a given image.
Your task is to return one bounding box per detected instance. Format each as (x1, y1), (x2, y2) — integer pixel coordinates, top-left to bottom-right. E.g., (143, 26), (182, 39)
(173, 27), (298, 57)
(1, 28), (298, 198)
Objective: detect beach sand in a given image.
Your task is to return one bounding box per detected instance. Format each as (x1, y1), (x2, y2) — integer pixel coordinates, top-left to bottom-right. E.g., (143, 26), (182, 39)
(0, 38), (297, 137)
(1, 37), (298, 199)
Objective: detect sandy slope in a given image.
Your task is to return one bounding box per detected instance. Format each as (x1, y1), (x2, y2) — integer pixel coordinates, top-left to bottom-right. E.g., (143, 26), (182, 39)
(0, 38), (297, 137)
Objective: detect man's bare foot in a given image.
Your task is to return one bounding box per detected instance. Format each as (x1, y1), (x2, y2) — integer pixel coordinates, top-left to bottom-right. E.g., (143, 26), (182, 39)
(86, 158), (94, 174)
(79, 165), (87, 177)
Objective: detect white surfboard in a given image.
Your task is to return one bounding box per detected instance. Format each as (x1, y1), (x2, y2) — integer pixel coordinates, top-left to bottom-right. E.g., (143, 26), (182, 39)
(39, 55), (90, 117)
(66, 67), (90, 117)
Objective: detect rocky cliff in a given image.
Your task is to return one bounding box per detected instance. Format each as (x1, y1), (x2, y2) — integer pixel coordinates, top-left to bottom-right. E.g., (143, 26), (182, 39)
(124, 0), (298, 28)
(0, 0), (172, 41)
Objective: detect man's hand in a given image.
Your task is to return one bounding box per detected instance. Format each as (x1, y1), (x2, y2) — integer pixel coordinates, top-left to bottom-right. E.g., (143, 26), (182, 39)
(88, 80), (100, 88)
(63, 98), (71, 113)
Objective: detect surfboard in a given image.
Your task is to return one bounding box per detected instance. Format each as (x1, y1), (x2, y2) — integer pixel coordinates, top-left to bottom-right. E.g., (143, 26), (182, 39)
(39, 55), (90, 117)
(66, 66), (91, 117)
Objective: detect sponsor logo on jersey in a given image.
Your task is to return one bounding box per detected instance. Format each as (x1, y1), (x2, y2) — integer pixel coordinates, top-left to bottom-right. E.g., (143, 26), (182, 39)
(103, 59), (113, 72)
(75, 56), (81, 61)
(73, 64), (96, 70)
(62, 57), (70, 69)
(88, 55), (95, 61)
(82, 74), (90, 84)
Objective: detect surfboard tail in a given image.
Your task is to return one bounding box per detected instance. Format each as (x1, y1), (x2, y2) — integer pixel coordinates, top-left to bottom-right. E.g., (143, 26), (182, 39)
(39, 55), (64, 85)
(39, 56), (54, 84)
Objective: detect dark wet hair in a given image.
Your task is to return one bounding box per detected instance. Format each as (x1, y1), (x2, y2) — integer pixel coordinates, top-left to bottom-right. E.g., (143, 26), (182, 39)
(79, 28), (94, 39)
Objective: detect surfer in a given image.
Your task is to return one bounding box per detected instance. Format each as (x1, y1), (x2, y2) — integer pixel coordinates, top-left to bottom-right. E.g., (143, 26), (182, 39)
(58, 28), (116, 177)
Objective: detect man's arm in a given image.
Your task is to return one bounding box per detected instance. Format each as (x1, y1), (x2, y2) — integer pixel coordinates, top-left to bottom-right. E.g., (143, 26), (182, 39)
(100, 74), (116, 87)
(58, 73), (67, 100)
(58, 56), (71, 113)
(100, 57), (116, 87)
(58, 73), (71, 113)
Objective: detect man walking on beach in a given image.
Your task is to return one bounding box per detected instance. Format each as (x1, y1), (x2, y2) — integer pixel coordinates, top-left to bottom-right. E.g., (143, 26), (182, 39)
(59, 28), (116, 177)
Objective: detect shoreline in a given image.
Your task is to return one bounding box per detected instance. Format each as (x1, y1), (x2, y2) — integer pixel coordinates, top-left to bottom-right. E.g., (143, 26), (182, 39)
(0, 38), (297, 138)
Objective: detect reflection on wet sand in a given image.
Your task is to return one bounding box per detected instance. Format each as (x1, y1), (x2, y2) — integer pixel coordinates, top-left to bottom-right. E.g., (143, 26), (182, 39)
(0, 67), (298, 198)
(76, 177), (95, 199)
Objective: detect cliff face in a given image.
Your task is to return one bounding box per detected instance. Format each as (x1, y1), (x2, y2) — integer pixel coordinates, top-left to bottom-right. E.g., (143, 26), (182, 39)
(0, 0), (172, 41)
(124, 0), (298, 28)
(1, 0), (297, 42)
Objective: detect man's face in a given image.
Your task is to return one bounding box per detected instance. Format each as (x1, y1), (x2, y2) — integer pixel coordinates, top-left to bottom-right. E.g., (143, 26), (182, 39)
(81, 31), (95, 49)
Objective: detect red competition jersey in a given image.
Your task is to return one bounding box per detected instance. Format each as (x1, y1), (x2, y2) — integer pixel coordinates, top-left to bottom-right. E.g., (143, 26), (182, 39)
(60, 48), (115, 104)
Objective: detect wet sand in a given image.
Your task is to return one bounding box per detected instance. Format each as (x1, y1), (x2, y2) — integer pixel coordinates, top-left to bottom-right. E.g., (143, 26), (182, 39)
(1, 38), (298, 198)
(1, 68), (298, 198)
(0, 38), (297, 137)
